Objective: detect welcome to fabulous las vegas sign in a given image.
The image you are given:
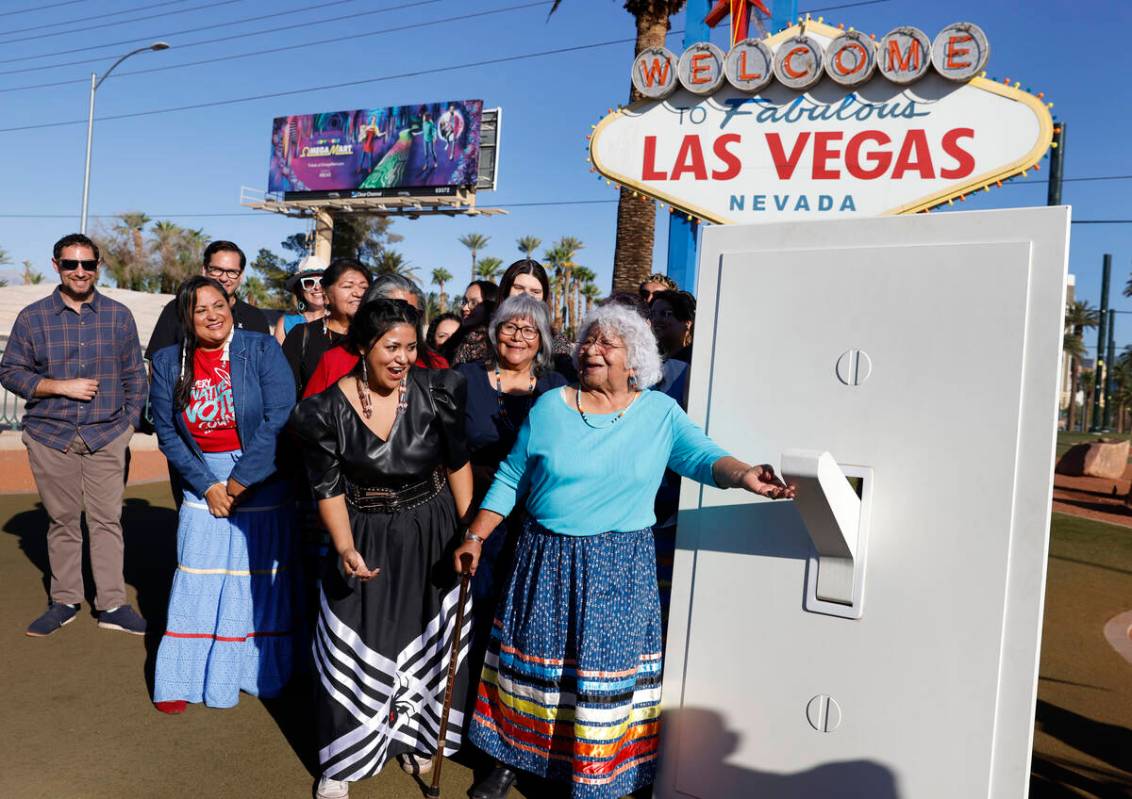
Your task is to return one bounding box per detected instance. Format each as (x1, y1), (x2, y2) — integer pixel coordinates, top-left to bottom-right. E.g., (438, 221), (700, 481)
(588, 19), (1054, 224)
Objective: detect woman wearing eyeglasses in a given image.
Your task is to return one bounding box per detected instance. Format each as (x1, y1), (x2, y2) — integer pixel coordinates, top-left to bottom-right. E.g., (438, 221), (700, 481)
(452, 303), (796, 799)
(274, 266), (328, 344)
(281, 258), (372, 396)
(452, 295), (566, 702)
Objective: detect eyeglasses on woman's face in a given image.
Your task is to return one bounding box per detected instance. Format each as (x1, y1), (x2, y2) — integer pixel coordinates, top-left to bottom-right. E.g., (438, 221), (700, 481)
(300, 277), (323, 292)
(499, 322), (539, 342)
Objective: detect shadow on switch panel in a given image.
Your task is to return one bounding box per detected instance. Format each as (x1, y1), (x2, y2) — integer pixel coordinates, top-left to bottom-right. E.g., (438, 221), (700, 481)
(655, 706), (901, 799)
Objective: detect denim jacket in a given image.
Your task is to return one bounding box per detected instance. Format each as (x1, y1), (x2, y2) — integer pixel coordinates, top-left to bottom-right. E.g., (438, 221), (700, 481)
(149, 329), (296, 497)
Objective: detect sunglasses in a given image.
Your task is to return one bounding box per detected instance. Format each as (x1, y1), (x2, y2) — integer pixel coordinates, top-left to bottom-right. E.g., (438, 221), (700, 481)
(300, 277), (323, 291)
(58, 259), (99, 272)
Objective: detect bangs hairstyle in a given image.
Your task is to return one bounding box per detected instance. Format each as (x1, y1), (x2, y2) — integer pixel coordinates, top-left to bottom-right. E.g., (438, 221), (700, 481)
(572, 302), (663, 389)
(321, 257), (372, 289)
(488, 294), (554, 374)
(173, 276), (229, 411)
(349, 298), (422, 356)
(498, 259), (550, 304)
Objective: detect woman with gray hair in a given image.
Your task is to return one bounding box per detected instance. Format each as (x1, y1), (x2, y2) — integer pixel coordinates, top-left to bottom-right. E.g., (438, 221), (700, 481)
(453, 302), (796, 799)
(454, 294), (567, 688)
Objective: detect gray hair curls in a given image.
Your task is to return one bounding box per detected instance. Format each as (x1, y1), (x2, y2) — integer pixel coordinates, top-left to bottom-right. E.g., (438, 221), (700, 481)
(572, 303), (663, 389)
(488, 293), (554, 375)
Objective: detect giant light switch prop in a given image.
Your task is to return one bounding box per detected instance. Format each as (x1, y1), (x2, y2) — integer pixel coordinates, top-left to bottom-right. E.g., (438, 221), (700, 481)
(656, 207), (1069, 798)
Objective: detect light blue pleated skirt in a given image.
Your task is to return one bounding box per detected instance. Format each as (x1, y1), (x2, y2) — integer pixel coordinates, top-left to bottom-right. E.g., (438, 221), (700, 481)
(154, 450), (296, 708)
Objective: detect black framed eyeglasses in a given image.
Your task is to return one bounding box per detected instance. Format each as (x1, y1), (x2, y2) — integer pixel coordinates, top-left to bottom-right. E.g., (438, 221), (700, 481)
(500, 322), (539, 341)
(58, 259), (99, 272)
(205, 265), (243, 280)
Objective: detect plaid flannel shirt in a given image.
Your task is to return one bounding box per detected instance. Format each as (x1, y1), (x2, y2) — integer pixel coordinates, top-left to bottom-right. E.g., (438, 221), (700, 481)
(0, 288), (146, 452)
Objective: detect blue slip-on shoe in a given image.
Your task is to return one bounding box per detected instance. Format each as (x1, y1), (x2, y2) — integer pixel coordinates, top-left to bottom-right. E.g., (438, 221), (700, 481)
(97, 604), (146, 635)
(26, 602), (80, 637)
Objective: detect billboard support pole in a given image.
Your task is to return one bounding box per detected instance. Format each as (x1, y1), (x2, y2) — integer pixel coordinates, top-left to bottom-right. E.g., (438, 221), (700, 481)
(313, 209), (334, 266)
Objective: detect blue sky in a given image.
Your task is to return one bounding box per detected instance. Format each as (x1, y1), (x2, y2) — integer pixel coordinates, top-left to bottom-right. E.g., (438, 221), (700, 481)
(0, 0), (1129, 353)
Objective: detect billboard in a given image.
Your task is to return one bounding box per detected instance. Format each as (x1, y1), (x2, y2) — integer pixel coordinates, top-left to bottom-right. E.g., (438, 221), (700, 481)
(268, 99), (483, 199)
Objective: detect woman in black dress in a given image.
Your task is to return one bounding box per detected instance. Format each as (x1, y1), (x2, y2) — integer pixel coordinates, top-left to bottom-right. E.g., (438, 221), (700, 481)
(289, 299), (473, 799)
(282, 258), (372, 396)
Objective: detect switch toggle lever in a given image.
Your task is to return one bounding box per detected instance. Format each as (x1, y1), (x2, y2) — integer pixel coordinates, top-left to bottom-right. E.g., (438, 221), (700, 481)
(781, 450), (872, 619)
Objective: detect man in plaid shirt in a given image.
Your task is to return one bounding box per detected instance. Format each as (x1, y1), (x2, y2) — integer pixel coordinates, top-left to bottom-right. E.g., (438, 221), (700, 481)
(0, 233), (148, 637)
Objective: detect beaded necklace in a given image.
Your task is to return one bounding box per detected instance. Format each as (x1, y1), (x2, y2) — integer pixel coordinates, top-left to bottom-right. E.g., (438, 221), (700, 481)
(494, 364), (536, 431)
(575, 387), (639, 429)
(357, 368), (409, 420)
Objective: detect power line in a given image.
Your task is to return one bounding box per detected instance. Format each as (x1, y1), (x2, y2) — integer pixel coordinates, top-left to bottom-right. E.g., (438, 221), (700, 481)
(0, 34), (653, 133)
(0, 0), (87, 19)
(0, 0), (203, 42)
(0, 0), (553, 94)
(0, 0), (884, 76)
(0, 0), (400, 67)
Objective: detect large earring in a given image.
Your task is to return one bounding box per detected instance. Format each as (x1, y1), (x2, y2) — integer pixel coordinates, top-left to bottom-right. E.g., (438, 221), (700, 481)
(297, 299), (306, 312)
(180, 344), (188, 379)
(357, 359), (373, 419)
(628, 371), (638, 389)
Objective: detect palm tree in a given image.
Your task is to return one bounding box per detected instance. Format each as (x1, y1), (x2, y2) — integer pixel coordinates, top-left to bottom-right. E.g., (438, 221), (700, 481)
(374, 250), (419, 281)
(581, 282), (602, 314)
(1110, 359), (1132, 433)
(475, 256), (504, 281)
(517, 235), (541, 259)
(551, 0), (687, 292)
(572, 265), (596, 331)
(431, 267), (454, 311)
(543, 244), (568, 330)
(1065, 300), (1100, 432)
(458, 233), (490, 275)
(20, 259), (43, 285)
(550, 236), (584, 333)
(423, 291), (443, 325)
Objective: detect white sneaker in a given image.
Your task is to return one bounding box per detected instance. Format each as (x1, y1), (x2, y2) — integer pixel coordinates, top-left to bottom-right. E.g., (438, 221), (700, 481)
(399, 752), (434, 775)
(316, 776), (349, 799)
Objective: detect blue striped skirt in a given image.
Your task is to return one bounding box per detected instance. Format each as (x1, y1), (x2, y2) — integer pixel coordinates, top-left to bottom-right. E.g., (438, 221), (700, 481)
(154, 450), (296, 708)
(469, 518), (662, 799)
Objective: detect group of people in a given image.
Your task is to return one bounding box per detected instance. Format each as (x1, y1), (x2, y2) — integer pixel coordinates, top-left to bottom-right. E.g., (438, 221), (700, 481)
(2, 233), (796, 799)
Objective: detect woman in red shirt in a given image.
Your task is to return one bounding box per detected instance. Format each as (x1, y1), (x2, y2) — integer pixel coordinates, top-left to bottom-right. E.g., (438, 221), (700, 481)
(302, 273), (447, 399)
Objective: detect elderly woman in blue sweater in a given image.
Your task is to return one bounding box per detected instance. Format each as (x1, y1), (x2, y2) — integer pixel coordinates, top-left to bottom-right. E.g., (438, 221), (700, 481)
(452, 303), (795, 799)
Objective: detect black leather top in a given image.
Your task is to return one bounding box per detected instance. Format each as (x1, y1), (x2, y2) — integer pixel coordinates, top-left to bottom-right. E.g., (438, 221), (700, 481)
(289, 367), (469, 500)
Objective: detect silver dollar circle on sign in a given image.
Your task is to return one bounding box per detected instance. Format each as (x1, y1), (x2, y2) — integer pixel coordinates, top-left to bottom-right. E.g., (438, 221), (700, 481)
(631, 47), (679, 100)
(678, 41), (727, 96)
(724, 37), (775, 93)
(931, 22), (990, 82)
(876, 26), (932, 84)
(824, 30), (878, 87)
(772, 35), (824, 91)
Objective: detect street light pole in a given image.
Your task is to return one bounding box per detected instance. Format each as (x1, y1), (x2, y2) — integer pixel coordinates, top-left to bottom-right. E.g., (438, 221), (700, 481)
(79, 42), (170, 234)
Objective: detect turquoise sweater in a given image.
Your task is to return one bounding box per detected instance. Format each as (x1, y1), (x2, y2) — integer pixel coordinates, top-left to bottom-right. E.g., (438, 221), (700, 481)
(481, 387), (729, 535)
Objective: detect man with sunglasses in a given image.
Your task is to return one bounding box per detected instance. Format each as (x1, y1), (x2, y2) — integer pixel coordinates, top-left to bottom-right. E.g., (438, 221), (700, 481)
(0, 233), (148, 637)
(144, 240), (270, 360)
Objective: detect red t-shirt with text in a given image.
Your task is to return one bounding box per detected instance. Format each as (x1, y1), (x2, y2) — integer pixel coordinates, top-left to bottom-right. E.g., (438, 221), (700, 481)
(183, 347), (240, 453)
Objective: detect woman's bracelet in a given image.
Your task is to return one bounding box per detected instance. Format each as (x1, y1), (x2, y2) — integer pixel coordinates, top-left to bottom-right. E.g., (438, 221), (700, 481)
(464, 531), (485, 545)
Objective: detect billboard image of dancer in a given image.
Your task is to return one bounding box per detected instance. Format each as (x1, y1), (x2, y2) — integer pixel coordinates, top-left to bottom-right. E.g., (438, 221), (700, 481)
(268, 99), (483, 198)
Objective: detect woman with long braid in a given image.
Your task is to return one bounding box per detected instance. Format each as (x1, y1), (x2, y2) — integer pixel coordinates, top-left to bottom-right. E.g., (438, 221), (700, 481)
(148, 276), (298, 713)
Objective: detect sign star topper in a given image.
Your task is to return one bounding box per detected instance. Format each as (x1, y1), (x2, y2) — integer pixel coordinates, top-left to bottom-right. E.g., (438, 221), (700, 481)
(705, 0), (772, 47)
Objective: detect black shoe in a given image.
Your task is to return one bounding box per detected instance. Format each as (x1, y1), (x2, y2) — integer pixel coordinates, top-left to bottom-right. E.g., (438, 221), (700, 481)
(26, 602), (79, 637)
(470, 764), (518, 799)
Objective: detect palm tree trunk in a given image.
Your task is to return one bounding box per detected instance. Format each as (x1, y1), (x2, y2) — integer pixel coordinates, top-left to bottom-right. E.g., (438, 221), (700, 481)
(610, 8), (670, 295)
(1067, 358), (1079, 432)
